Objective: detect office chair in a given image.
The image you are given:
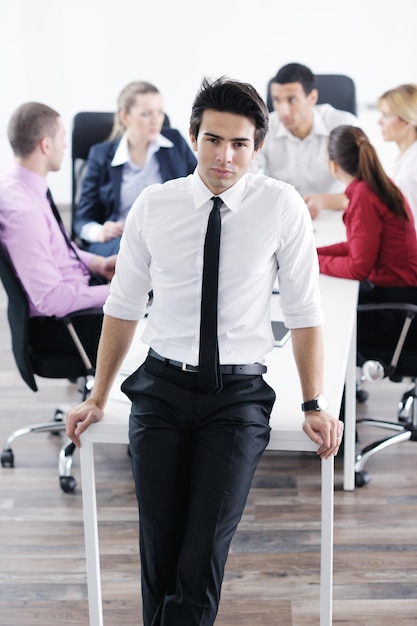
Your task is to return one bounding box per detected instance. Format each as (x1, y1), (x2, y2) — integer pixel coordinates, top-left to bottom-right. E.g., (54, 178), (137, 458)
(354, 301), (417, 487)
(71, 110), (171, 238)
(266, 73), (357, 116)
(0, 245), (103, 493)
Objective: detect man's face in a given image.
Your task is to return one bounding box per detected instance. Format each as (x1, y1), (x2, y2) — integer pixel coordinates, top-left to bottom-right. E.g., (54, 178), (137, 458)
(270, 82), (317, 139)
(48, 117), (67, 171)
(189, 109), (260, 195)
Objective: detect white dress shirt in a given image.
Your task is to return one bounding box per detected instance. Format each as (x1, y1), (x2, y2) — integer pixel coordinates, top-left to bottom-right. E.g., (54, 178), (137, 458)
(392, 140), (417, 227)
(104, 171), (324, 365)
(251, 104), (359, 197)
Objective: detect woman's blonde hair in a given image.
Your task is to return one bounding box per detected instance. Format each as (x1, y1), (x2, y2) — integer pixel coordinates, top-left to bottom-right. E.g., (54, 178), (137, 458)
(377, 84), (417, 128)
(109, 81), (160, 139)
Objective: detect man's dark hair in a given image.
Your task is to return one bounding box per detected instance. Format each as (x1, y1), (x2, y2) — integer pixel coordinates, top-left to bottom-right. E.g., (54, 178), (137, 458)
(271, 63), (316, 96)
(7, 102), (60, 157)
(189, 76), (269, 150)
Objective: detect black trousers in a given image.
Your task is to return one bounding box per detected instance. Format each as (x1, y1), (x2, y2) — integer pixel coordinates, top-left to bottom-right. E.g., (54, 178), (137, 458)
(122, 355), (275, 626)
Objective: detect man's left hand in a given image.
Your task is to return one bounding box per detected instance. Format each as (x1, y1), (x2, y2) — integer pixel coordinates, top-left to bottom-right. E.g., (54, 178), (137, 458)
(100, 254), (117, 281)
(302, 411), (344, 459)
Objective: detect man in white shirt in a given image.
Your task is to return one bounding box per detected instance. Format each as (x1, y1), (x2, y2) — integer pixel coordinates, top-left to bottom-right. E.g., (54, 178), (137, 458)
(67, 76), (343, 626)
(252, 62), (359, 217)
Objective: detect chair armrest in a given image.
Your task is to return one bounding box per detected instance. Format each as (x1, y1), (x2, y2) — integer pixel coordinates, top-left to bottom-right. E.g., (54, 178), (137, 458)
(358, 302), (417, 316)
(358, 301), (417, 380)
(54, 308), (103, 375)
(56, 307), (104, 322)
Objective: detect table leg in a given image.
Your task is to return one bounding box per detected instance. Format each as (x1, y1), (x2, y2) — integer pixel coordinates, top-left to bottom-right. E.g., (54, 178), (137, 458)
(320, 456), (334, 626)
(343, 315), (357, 491)
(80, 440), (104, 626)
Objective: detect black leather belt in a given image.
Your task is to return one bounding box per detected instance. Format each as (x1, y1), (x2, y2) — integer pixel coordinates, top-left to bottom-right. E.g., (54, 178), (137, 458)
(148, 348), (267, 375)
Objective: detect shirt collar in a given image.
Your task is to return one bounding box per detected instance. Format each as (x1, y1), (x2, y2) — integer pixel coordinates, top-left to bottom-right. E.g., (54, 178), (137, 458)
(345, 178), (359, 199)
(397, 139), (417, 165)
(11, 162), (48, 197)
(192, 169), (247, 213)
(111, 132), (174, 167)
(311, 106), (330, 136)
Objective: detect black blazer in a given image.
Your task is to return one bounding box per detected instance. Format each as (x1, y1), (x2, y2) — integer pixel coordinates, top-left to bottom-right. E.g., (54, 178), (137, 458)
(73, 127), (197, 239)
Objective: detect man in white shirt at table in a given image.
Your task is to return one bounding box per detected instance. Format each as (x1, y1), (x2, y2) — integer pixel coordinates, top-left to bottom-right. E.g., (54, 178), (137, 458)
(251, 62), (359, 218)
(67, 76), (343, 626)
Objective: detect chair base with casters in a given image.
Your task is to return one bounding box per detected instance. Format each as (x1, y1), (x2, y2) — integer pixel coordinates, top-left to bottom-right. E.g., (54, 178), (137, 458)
(0, 325), (96, 493)
(1, 373), (94, 493)
(0, 243), (101, 493)
(355, 416), (417, 487)
(354, 300), (417, 487)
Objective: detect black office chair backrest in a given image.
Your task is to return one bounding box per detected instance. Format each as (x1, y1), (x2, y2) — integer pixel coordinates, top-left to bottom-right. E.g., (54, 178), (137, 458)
(266, 73), (357, 116)
(0, 246), (37, 391)
(71, 111), (115, 220)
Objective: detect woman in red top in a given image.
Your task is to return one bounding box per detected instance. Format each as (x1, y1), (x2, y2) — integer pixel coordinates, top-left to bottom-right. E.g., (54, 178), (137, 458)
(318, 125), (417, 286)
(318, 124), (417, 367)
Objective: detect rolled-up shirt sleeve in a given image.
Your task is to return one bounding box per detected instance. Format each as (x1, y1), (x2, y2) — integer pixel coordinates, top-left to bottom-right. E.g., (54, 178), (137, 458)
(276, 185), (324, 328)
(103, 194), (151, 320)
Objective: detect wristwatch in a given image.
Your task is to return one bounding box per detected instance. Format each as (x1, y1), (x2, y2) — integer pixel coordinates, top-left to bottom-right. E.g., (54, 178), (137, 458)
(301, 394), (328, 412)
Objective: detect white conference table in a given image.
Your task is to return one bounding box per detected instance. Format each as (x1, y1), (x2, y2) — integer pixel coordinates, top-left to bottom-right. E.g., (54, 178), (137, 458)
(79, 209), (358, 626)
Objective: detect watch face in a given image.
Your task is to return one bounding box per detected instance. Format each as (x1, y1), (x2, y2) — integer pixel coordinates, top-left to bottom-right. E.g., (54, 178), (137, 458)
(317, 394), (328, 411)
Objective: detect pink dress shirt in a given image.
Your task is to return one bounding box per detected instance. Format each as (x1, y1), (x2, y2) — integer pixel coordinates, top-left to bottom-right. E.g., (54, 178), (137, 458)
(0, 163), (109, 317)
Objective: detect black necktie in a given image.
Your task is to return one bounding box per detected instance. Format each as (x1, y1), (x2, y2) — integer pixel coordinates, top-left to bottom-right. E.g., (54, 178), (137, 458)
(46, 188), (93, 277)
(47, 188), (72, 247)
(198, 196), (223, 394)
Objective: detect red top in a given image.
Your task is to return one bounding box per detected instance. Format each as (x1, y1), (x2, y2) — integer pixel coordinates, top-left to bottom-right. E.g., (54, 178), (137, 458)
(317, 179), (417, 287)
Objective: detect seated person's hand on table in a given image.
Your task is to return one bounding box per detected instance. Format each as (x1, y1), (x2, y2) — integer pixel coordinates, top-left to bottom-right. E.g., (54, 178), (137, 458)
(66, 399), (104, 448)
(302, 411), (344, 459)
(304, 192), (349, 219)
(98, 220), (124, 242)
(303, 194), (328, 219)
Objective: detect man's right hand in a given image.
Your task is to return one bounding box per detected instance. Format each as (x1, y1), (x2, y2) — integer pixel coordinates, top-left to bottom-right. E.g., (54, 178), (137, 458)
(98, 221), (124, 242)
(66, 399), (104, 448)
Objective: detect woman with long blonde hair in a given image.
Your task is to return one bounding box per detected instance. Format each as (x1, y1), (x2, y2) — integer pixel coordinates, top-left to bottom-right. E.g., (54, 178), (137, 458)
(377, 84), (417, 225)
(73, 81), (197, 256)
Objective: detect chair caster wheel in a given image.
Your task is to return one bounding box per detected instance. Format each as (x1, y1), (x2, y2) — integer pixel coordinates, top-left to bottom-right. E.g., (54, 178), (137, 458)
(51, 408), (65, 436)
(60, 475), (77, 493)
(1, 448), (14, 468)
(54, 409), (65, 420)
(355, 470), (371, 487)
(356, 388), (369, 403)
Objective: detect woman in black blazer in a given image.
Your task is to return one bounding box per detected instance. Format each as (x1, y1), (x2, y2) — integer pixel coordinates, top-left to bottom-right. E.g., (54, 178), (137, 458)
(73, 81), (197, 256)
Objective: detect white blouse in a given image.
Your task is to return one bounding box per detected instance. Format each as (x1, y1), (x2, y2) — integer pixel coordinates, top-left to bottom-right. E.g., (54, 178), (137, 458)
(393, 140), (417, 228)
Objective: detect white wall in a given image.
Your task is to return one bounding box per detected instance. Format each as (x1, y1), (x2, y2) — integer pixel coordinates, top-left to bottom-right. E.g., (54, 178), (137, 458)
(1, 0), (416, 203)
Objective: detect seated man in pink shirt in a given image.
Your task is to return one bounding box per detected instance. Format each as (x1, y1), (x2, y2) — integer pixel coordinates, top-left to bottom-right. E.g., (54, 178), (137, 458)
(0, 102), (116, 362)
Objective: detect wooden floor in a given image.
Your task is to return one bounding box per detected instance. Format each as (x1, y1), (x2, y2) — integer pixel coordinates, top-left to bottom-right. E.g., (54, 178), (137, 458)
(1, 215), (417, 624)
